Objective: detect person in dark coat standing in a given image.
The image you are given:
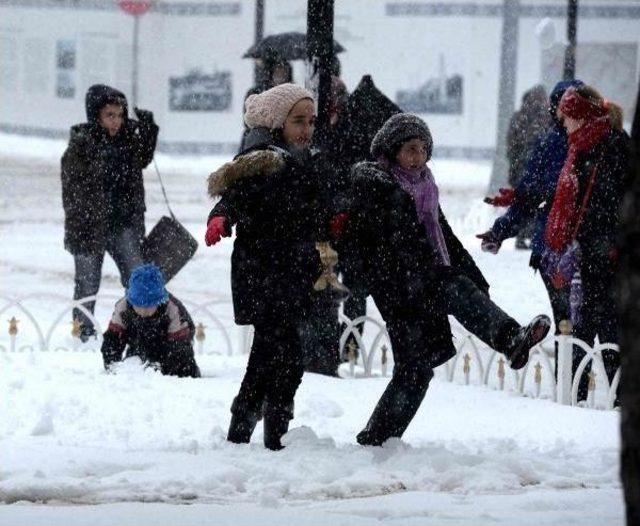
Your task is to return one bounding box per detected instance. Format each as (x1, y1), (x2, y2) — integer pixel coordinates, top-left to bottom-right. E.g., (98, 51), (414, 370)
(61, 84), (158, 341)
(478, 79), (584, 375)
(344, 114), (551, 446)
(101, 264), (200, 378)
(544, 85), (630, 398)
(506, 85), (551, 249)
(205, 83), (341, 450)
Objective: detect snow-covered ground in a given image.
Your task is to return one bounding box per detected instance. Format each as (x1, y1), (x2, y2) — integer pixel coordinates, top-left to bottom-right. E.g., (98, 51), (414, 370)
(0, 133), (623, 525)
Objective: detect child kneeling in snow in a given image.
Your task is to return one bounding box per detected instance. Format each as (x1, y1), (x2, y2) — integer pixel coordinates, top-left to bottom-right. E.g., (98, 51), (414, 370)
(100, 264), (201, 378)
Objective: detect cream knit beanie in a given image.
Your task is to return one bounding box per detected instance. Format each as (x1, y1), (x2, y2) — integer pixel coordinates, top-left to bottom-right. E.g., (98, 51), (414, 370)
(244, 83), (314, 130)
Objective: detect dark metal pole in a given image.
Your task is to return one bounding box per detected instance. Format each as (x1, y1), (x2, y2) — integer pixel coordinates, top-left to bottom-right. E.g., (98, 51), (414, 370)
(487, 0), (520, 194)
(563, 0), (578, 80)
(132, 14), (140, 107)
(307, 0), (334, 147)
(254, 0), (265, 85)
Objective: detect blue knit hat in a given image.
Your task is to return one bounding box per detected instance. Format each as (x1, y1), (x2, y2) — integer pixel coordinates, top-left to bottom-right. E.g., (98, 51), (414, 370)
(126, 264), (168, 308)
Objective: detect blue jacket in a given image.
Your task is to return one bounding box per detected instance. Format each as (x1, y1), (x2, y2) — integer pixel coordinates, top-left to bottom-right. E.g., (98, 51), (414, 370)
(491, 121), (568, 267)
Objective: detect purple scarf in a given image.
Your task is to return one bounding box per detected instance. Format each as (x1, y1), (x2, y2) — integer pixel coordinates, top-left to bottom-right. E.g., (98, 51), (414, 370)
(391, 164), (451, 265)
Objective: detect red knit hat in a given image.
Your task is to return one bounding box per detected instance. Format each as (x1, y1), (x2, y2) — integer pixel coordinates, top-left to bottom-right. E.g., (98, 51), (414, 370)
(558, 87), (607, 120)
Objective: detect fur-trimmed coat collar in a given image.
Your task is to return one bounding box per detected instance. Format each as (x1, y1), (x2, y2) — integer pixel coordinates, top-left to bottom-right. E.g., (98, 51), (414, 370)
(207, 148), (286, 197)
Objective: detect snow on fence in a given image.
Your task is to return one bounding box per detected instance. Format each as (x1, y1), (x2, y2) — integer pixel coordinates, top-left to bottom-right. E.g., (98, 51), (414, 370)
(0, 293), (619, 410)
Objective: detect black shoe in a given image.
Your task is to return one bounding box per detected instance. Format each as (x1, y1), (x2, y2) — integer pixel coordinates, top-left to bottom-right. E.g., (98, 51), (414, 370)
(263, 409), (290, 451)
(356, 429), (386, 447)
(505, 315), (551, 370)
(79, 326), (97, 343)
(227, 411), (260, 444)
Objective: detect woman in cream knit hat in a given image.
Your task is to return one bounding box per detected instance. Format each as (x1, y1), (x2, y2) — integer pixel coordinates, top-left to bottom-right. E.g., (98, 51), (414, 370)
(205, 83), (341, 450)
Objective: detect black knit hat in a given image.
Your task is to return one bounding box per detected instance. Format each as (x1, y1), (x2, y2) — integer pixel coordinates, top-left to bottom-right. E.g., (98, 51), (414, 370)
(370, 113), (433, 161)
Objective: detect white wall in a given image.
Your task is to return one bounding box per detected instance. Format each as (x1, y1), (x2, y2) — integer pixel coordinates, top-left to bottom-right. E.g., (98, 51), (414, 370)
(1, 0), (638, 157)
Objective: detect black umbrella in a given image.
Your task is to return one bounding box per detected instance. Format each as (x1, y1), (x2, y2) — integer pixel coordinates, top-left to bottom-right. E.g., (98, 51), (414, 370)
(243, 31), (345, 61)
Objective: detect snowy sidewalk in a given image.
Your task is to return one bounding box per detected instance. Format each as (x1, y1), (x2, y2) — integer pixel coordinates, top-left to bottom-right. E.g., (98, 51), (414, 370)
(0, 352), (622, 525)
(0, 140), (624, 525)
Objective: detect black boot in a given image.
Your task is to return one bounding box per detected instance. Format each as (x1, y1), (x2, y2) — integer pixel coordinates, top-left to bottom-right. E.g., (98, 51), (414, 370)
(357, 363), (433, 446)
(262, 405), (292, 451)
(227, 411), (260, 444)
(501, 314), (551, 370)
(227, 398), (261, 444)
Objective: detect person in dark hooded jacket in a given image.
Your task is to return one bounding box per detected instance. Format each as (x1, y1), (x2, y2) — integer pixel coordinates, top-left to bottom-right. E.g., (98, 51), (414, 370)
(344, 113), (550, 446)
(61, 84), (159, 341)
(478, 79), (584, 375)
(205, 83), (344, 450)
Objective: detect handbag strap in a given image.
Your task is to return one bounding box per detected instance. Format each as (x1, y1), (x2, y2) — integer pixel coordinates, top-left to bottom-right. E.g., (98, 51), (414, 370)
(570, 165), (597, 242)
(152, 159), (176, 221)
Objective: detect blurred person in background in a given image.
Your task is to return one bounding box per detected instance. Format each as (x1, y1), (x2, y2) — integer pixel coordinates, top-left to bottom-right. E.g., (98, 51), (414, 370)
(506, 84), (552, 249)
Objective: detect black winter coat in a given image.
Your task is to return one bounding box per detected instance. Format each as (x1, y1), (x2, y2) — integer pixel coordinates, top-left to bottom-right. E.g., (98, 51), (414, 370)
(61, 86), (158, 255)
(575, 129), (630, 265)
(344, 161), (489, 368)
(207, 132), (336, 325)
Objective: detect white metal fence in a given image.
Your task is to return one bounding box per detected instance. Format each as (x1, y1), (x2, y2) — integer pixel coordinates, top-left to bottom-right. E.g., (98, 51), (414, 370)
(0, 293), (619, 410)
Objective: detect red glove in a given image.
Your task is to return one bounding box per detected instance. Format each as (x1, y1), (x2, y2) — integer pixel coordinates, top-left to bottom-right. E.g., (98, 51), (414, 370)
(483, 187), (515, 207)
(330, 212), (349, 239)
(205, 216), (230, 246)
(476, 231), (502, 254)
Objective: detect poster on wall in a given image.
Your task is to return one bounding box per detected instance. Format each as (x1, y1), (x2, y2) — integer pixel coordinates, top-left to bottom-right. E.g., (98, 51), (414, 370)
(169, 70), (232, 111)
(395, 55), (463, 114)
(56, 39), (76, 98)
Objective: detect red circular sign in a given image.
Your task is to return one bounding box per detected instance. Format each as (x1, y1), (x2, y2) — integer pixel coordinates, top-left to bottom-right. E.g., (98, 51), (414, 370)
(118, 0), (152, 16)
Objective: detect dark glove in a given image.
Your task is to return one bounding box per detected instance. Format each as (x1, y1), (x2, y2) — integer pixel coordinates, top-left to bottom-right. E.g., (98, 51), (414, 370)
(134, 107), (155, 126)
(476, 231), (502, 254)
(483, 187), (515, 207)
(205, 216), (230, 246)
(330, 212), (349, 239)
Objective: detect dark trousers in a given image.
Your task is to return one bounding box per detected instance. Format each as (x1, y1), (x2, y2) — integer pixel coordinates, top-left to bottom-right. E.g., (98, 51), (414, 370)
(231, 322), (304, 420)
(300, 295), (341, 376)
(73, 227), (143, 331)
(573, 262), (619, 402)
(539, 270), (571, 384)
(443, 275), (518, 353)
(357, 315), (435, 445)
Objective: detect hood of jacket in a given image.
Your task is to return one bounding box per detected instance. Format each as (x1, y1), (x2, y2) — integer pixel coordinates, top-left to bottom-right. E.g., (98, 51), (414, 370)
(208, 148), (286, 197)
(85, 84), (129, 124)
